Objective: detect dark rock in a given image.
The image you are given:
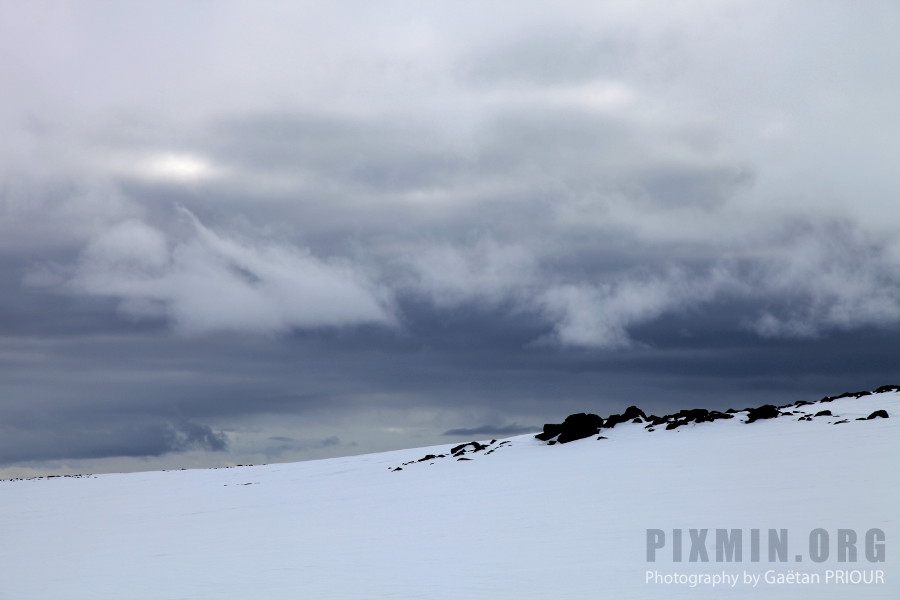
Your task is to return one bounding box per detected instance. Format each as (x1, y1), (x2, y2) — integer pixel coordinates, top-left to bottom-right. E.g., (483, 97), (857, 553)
(692, 411), (730, 423)
(600, 406), (645, 428)
(824, 390), (873, 402)
(664, 408), (711, 424)
(814, 410), (832, 417)
(867, 410), (889, 419)
(457, 457), (471, 461)
(596, 436), (607, 440)
(622, 405), (647, 421)
(874, 385), (900, 394)
(451, 441), (486, 455)
(601, 414), (622, 428)
(417, 454), (437, 462)
(665, 420), (687, 430)
(708, 411), (734, 421)
(558, 413), (604, 443)
(535, 423), (563, 442)
(564, 412), (603, 427)
(537, 412), (604, 443)
(746, 404), (780, 423)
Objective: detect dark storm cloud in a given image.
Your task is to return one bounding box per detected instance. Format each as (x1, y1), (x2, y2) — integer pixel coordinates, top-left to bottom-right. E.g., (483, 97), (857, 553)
(1, 280), (897, 473)
(0, 419), (226, 466)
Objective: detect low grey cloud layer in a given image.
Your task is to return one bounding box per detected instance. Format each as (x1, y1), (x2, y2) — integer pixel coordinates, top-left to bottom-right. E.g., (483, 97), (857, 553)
(1, 1), (897, 476)
(443, 424), (537, 437)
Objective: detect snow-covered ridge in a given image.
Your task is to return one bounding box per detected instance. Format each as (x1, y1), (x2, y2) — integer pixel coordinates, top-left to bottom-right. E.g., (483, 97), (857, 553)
(394, 384), (897, 470)
(2, 386), (898, 600)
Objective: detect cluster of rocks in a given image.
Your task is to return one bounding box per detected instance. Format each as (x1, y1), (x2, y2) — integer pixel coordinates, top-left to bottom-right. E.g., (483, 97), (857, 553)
(534, 405), (739, 443)
(652, 407), (736, 429)
(534, 384), (897, 444)
(815, 384), (899, 403)
(389, 385), (897, 469)
(534, 407), (658, 444)
(781, 386), (896, 424)
(796, 409), (832, 421)
(391, 439), (511, 471)
(2, 473), (95, 483)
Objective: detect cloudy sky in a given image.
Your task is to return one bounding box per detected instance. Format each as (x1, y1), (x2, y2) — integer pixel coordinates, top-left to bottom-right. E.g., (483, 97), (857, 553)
(1, 1), (898, 477)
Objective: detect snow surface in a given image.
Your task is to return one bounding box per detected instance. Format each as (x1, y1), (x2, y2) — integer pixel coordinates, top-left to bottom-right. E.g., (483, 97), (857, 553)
(2, 391), (898, 599)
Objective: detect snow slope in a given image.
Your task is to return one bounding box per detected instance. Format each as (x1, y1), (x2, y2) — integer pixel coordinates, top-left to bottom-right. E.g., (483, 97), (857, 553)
(2, 390), (898, 599)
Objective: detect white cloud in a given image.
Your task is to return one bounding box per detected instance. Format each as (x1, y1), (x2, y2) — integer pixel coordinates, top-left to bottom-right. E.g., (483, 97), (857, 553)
(749, 313), (819, 340)
(67, 209), (395, 334)
(536, 267), (735, 349)
(403, 238), (537, 308)
(480, 80), (639, 115)
(747, 228), (900, 338)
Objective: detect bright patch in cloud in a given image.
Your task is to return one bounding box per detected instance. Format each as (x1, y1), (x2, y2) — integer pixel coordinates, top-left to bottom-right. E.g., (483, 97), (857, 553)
(134, 153), (218, 183)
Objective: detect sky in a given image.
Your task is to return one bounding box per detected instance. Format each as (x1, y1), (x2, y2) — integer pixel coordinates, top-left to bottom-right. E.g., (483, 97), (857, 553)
(1, 0), (898, 478)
